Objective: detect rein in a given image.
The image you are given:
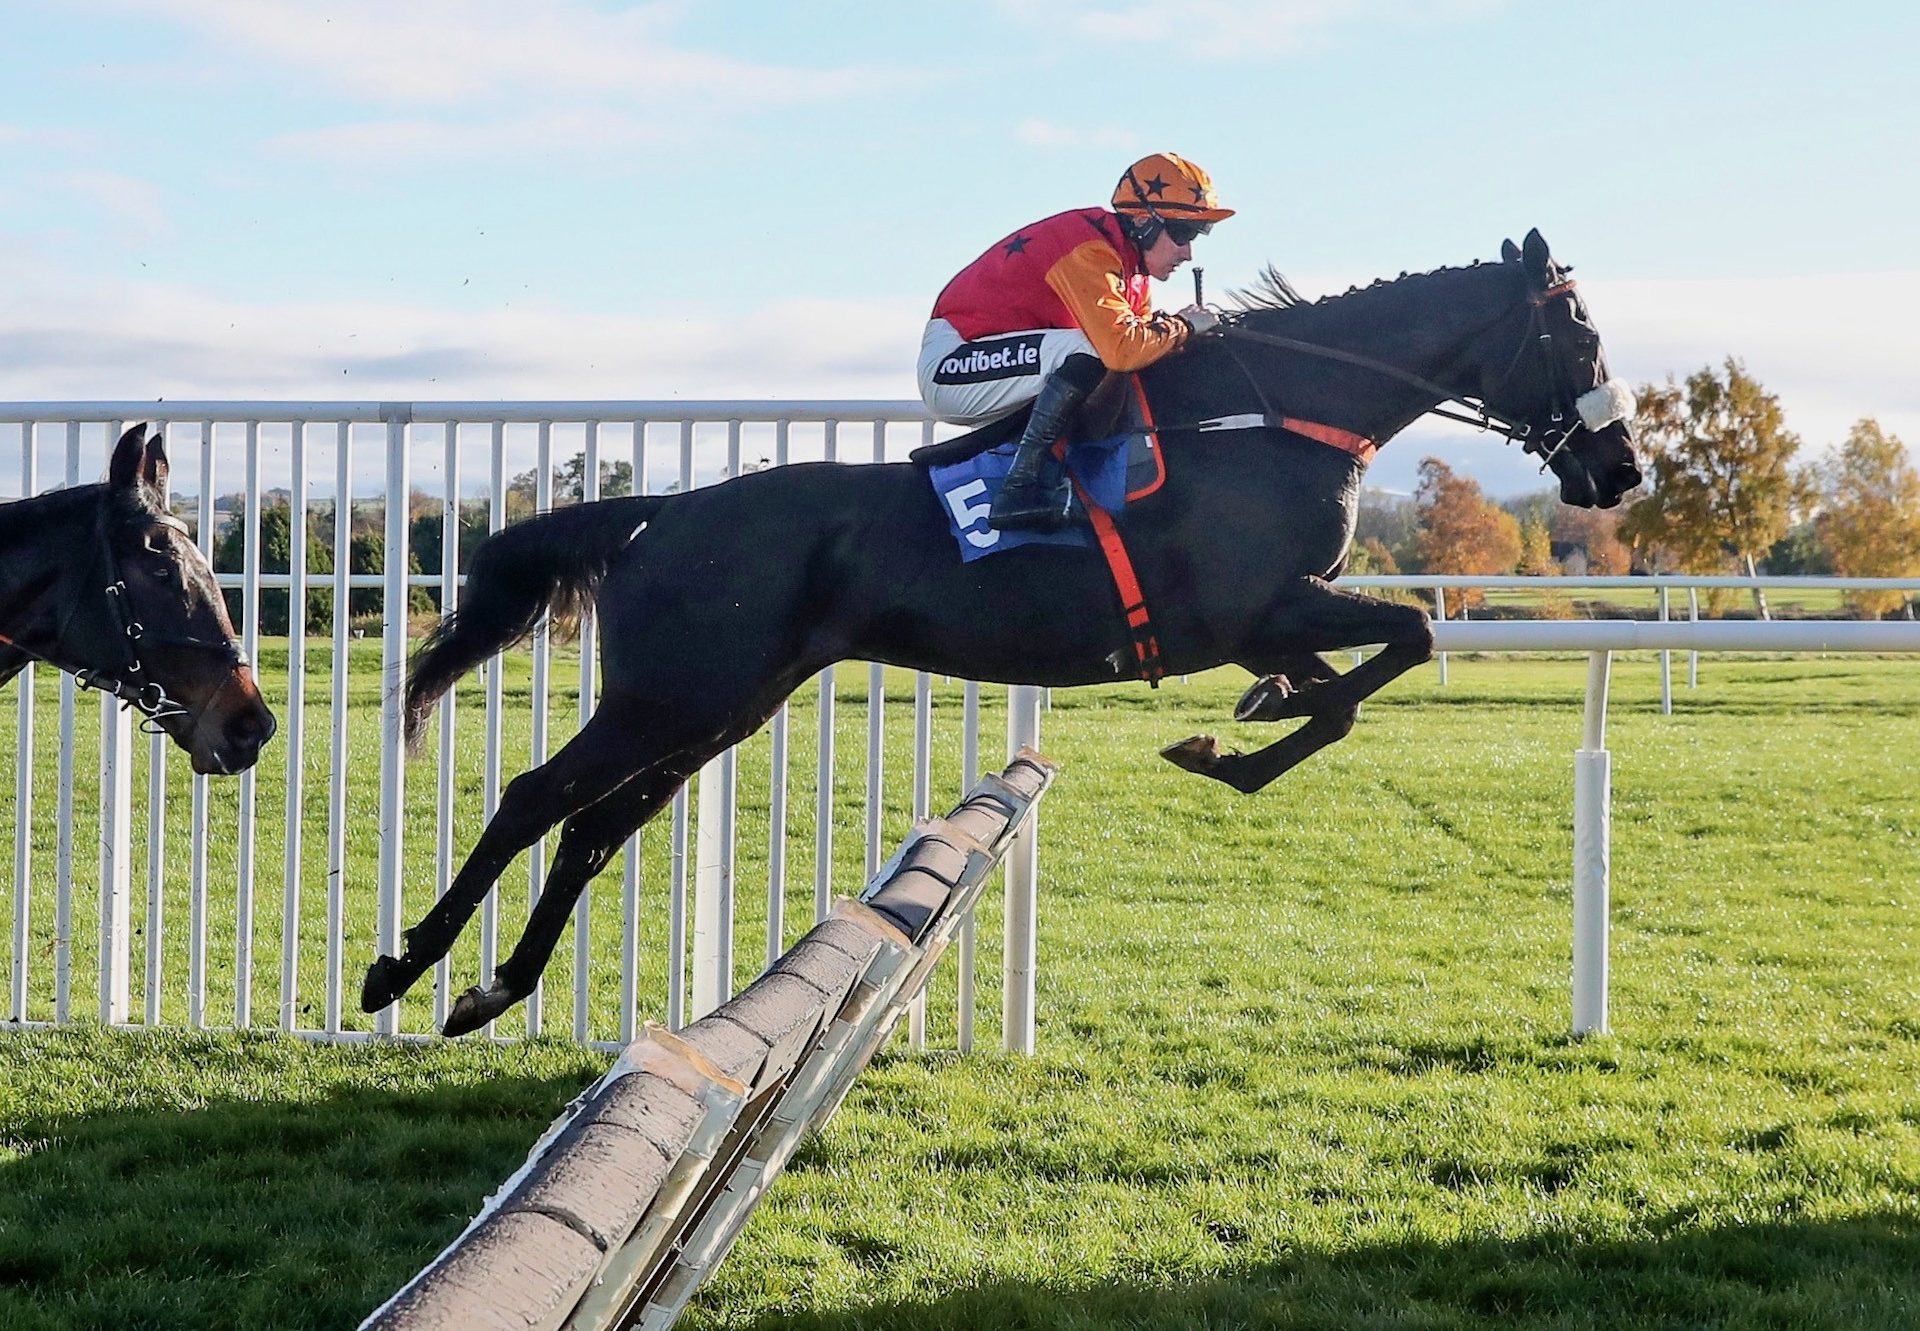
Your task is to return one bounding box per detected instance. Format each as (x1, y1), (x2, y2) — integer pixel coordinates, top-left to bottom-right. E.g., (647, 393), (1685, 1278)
(1207, 277), (1585, 463)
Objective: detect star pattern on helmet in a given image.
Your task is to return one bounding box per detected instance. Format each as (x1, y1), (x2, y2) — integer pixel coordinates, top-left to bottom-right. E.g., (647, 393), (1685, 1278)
(1002, 234), (1032, 257)
(1144, 175), (1169, 197)
(1189, 182), (1207, 202)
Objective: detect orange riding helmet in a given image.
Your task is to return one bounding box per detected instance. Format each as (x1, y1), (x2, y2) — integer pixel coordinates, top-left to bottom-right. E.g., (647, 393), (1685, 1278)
(1112, 153), (1235, 240)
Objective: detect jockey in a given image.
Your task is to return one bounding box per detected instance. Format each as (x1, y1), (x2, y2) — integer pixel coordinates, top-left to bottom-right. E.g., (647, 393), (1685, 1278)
(919, 152), (1233, 531)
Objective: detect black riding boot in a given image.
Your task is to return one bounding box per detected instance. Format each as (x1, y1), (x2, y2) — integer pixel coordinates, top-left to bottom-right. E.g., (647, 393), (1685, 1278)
(989, 354), (1103, 533)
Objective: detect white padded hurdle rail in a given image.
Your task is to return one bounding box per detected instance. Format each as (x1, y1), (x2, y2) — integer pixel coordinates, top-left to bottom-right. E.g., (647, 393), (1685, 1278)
(359, 752), (1056, 1331)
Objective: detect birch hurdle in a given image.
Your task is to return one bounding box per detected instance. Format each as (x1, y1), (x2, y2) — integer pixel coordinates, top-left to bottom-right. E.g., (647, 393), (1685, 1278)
(360, 752), (1056, 1331)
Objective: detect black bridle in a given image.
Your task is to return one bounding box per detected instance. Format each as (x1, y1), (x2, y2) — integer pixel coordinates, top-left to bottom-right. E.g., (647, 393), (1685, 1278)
(1212, 278), (1591, 467)
(0, 509), (250, 733)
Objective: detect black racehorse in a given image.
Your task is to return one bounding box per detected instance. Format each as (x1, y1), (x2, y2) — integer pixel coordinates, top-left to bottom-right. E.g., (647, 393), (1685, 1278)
(0, 423), (275, 776)
(365, 229), (1642, 1036)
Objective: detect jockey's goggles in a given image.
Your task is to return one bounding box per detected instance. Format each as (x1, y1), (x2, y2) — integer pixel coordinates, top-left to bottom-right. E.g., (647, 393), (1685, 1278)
(1162, 219), (1211, 245)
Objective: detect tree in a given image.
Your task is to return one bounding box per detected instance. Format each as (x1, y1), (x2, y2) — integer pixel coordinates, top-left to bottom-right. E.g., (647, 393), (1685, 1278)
(1813, 418), (1920, 617)
(1516, 515), (1559, 576)
(1413, 458), (1521, 606)
(214, 498), (431, 634)
(1355, 488), (1421, 572)
(1617, 360), (1807, 616)
(506, 452), (636, 522)
(1550, 506), (1631, 575)
(213, 499), (331, 636)
(1348, 536), (1399, 575)
(411, 500), (491, 611)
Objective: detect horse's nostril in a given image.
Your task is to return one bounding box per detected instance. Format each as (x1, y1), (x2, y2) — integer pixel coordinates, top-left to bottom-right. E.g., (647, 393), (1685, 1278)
(227, 706), (277, 751)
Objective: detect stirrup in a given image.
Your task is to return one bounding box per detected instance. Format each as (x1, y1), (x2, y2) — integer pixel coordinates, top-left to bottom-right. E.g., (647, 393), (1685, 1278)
(988, 476), (1074, 532)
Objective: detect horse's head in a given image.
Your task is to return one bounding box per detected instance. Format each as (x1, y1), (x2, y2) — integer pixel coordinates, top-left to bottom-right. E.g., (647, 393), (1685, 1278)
(1482, 230), (1644, 509)
(87, 424), (276, 774)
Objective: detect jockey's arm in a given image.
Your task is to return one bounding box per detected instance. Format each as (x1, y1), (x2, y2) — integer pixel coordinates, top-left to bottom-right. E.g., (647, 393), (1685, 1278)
(1044, 240), (1190, 373)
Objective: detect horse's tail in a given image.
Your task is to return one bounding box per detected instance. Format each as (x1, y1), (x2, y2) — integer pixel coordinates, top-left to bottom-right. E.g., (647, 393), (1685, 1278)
(403, 495), (663, 748)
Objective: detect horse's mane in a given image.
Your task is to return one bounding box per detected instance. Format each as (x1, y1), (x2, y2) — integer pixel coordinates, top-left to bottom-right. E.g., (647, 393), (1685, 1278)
(1228, 258), (1507, 327)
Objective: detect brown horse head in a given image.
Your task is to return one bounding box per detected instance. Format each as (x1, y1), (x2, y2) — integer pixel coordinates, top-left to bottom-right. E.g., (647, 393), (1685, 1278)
(92, 424), (276, 774)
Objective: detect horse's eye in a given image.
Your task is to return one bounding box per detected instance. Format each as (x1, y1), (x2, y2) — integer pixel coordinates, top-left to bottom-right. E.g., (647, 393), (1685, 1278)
(151, 563), (174, 583)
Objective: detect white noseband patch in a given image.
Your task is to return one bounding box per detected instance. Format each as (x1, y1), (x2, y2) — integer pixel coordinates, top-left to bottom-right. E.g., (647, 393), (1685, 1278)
(1577, 379), (1636, 431)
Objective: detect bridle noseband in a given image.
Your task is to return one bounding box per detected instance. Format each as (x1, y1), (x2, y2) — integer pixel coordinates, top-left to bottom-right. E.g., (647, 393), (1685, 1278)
(1213, 276), (1605, 470)
(0, 510), (251, 734)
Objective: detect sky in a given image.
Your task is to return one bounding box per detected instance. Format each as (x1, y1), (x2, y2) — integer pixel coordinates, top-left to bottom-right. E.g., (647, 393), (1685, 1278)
(3, 0), (1918, 498)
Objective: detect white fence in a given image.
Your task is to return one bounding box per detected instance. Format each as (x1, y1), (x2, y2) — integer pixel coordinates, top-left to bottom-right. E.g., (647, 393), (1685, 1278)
(4, 402), (1917, 1051)
(0, 401), (1050, 1055)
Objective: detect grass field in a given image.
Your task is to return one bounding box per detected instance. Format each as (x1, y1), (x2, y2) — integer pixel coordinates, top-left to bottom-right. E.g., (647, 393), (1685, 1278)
(1, 652), (1917, 1329)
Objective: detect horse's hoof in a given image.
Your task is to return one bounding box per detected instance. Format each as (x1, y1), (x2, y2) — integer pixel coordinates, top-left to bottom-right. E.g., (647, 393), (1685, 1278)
(360, 953), (418, 1013)
(442, 984), (508, 1039)
(1160, 734), (1224, 775)
(1235, 674), (1299, 722)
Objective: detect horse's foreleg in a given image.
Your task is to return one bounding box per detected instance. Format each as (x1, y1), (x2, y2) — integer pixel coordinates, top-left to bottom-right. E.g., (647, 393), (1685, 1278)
(360, 694), (653, 1015)
(1163, 578), (1433, 794)
(1231, 651), (1341, 722)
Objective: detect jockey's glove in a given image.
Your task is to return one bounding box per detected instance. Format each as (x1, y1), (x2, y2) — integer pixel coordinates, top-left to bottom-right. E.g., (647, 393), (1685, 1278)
(1177, 304), (1221, 337)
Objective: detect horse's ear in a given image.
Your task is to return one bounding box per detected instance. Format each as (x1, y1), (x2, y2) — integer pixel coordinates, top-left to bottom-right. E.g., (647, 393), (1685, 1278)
(1500, 238), (1521, 263)
(143, 431), (170, 492)
(1522, 228), (1552, 284)
(108, 423), (150, 492)
(107, 422), (166, 501)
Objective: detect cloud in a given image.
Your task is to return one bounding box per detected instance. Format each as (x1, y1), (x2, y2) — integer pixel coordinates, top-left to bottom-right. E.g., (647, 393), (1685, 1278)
(0, 247), (923, 404)
(1585, 271), (1920, 452)
(1, 252), (1911, 500)
(1015, 120), (1142, 151)
(268, 108), (670, 164)
(49, 171), (170, 245)
(1004, 0), (1510, 60)
(107, 0), (909, 109)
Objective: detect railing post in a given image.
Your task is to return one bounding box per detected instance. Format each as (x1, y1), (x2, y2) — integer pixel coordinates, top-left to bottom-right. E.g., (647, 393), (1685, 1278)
(99, 631), (133, 1026)
(957, 679), (980, 1053)
(526, 420), (553, 1037)
(767, 421), (792, 973)
(909, 666), (932, 1049)
(55, 421), (80, 1024)
(1433, 585), (1450, 685)
(1688, 587), (1700, 689)
(374, 405), (411, 1037)
(813, 420), (839, 926)
(282, 419), (310, 1032)
(1003, 684), (1043, 1054)
(236, 419), (262, 1027)
(325, 419), (353, 1035)
(1659, 585), (1672, 715)
(1573, 650), (1612, 1036)
(10, 423), (37, 1025)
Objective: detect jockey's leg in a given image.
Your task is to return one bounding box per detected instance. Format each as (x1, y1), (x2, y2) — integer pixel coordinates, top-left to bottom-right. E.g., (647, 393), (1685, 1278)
(989, 352), (1104, 533)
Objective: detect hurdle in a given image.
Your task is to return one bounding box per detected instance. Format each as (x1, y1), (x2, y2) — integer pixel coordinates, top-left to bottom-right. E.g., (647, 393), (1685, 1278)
(359, 751), (1057, 1331)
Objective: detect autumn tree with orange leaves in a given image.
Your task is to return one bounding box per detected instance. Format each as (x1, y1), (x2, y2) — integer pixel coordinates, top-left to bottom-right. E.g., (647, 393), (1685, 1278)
(1413, 457), (1521, 606)
(1814, 418), (1920, 617)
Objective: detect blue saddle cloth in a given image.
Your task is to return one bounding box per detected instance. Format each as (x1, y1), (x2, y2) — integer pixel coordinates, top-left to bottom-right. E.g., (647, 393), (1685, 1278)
(926, 435), (1132, 562)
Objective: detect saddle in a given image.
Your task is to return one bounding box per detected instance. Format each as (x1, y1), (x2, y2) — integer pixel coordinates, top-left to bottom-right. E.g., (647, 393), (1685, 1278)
(910, 373), (1167, 505)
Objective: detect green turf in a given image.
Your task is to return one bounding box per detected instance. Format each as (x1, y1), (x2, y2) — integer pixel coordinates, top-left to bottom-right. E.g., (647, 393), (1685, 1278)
(2, 652), (1917, 1329)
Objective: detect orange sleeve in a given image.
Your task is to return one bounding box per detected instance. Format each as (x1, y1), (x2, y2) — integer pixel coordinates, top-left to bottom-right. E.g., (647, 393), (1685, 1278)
(1043, 239), (1189, 372)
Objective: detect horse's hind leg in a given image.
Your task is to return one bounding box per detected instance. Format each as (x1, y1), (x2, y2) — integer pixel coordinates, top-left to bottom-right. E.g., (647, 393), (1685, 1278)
(441, 677), (805, 1037)
(1163, 577), (1433, 794)
(439, 763), (688, 1037)
(360, 692), (654, 1014)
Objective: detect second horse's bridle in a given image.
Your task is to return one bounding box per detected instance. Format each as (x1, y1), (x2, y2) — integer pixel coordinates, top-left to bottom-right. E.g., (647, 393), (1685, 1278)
(0, 509), (250, 732)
